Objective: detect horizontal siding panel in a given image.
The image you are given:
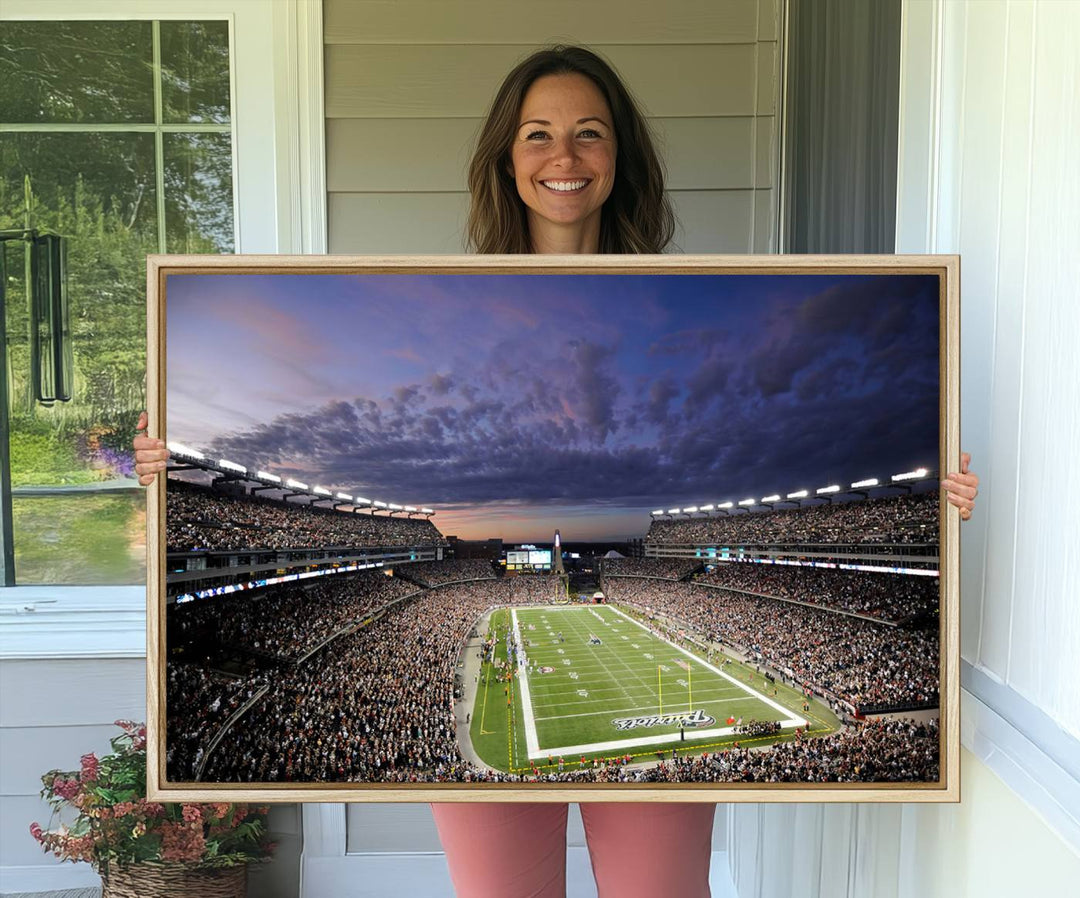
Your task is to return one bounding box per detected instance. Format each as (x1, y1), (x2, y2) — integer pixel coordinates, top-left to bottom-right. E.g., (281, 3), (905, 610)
(3, 794), (66, 866)
(325, 44), (758, 119)
(758, 0), (780, 42)
(327, 117), (761, 193)
(756, 41), (778, 115)
(669, 188), (756, 253)
(0, 724), (122, 796)
(324, 0), (760, 45)
(753, 187), (778, 253)
(328, 192), (469, 253)
(0, 659), (145, 728)
(754, 116), (775, 188)
(346, 803), (442, 853)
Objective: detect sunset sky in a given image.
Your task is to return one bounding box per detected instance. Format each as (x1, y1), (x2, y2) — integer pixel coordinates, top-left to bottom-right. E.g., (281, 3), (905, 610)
(166, 271), (940, 542)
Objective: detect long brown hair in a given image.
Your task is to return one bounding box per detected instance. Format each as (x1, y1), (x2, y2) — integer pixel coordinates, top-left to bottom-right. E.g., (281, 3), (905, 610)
(466, 46), (675, 254)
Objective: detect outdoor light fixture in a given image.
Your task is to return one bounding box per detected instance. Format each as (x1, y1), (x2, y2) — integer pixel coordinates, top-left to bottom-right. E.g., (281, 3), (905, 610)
(421, 508), (434, 515)
(285, 479), (308, 490)
(651, 510), (665, 516)
(738, 498), (755, 506)
(787, 490), (808, 499)
(355, 497), (372, 505)
(892, 468), (929, 482)
(683, 506), (699, 513)
(373, 501), (388, 508)
(718, 501), (733, 509)
(816, 485), (841, 494)
(699, 504), (714, 511)
(167, 442), (205, 459)
(761, 495), (780, 503)
(256, 471), (281, 483)
(852, 478), (879, 488)
(218, 459), (246, 474)
(313, 486), (331, 496)
(336, 492), (353, 501)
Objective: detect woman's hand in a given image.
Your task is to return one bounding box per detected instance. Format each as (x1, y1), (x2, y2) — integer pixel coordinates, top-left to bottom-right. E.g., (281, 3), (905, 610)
(133, 411), (170, 486)
(941, 452), (979, 521)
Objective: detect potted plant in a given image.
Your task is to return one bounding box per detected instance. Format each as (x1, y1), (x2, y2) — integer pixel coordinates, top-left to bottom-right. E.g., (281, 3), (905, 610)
(31, 720), (273, 897)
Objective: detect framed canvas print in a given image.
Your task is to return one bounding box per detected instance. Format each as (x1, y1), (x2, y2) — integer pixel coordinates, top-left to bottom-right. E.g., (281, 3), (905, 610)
(146, 254), (960, 803)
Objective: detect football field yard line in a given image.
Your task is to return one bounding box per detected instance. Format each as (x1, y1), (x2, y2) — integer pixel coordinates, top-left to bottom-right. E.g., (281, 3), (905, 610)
(511, 608), (541, 758)
(608, 605), (805, 723)
(535, 695), (749, 722)
(517, 604), (806, 760)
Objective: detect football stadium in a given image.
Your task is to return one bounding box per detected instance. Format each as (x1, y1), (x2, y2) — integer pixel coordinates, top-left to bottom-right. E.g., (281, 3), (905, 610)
(163, 460), (940, 786)
(162, 270), (942, 787)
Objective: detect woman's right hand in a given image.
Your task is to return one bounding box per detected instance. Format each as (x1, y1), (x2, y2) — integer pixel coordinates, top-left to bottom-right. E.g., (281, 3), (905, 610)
(133, 411), (170, 486)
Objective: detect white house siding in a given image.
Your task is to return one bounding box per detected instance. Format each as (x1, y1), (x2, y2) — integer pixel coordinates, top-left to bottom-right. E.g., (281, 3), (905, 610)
(324, 0), (781, 254)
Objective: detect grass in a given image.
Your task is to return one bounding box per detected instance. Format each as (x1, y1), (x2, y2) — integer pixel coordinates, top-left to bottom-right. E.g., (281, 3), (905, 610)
(470, 604), (841, 774)
(12, 493), (146, 584)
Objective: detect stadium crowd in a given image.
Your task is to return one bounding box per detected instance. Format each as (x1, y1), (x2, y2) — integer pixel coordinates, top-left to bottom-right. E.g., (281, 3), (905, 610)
(646, 492), (938, 547)
(694, 563), (938, 623)
(169, 571), (419, 662)
(167, 479), (447, 553)
(399, 559), (497, 587)
(601, 557), (701, 580)
(198, 583), (555, 782)
(167, 563), (939, 785)
(603, 578), (938, 714)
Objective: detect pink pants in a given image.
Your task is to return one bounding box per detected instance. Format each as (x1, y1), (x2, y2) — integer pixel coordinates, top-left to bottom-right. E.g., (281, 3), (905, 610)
(431, 802), (715, 898)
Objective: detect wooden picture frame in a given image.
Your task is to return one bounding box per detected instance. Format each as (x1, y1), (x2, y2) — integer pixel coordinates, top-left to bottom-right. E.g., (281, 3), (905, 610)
(146, 254), (960, 803)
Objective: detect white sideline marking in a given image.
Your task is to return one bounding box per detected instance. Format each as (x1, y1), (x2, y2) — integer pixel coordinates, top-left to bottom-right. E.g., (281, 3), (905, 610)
(521, 604), (806, 760)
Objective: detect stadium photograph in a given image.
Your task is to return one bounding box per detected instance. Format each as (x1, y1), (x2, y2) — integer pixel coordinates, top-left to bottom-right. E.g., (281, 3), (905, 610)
(151, 259), (952, 797)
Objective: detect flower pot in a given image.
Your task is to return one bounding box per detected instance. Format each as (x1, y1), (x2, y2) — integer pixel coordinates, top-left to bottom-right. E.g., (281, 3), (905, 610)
(101, 862), (247, 898)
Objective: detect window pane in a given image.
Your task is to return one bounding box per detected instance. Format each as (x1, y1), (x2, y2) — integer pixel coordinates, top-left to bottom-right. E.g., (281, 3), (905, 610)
(12, 494), (145, 585)
(0, 22), (154, 124)
(160, 20), (232, 124)
(164, 133), (235, 252)
(2, 132), (157, 585)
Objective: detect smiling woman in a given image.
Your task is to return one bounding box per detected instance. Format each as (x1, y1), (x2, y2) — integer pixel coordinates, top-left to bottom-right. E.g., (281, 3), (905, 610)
(466, 45), (674, 255)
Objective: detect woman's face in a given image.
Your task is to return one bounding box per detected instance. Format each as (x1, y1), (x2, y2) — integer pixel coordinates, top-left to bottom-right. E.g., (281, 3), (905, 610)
(509, 73), (616, 246)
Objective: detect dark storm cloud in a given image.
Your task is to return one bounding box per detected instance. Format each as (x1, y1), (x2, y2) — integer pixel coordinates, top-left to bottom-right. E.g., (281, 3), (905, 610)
(200, 273), (939, 513)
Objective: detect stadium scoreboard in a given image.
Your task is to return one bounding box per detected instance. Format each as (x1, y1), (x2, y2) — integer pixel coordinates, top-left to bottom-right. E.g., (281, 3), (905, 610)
(505, 547), (552, 571)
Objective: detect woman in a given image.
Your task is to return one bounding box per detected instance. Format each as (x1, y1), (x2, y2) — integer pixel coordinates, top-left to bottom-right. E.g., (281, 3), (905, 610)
(135, 46), (979, 898)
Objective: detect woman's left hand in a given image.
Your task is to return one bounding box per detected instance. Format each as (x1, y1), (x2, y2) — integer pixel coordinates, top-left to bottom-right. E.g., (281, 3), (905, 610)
(941, 451), (979, 521)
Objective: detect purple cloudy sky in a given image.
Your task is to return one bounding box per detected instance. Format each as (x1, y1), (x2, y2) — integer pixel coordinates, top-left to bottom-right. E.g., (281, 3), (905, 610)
(166, 272), (940, 541)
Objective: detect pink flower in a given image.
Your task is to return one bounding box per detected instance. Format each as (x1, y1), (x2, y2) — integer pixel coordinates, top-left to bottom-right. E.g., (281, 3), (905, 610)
(80, 753), (99, 782)
(181, 805), (202, 824)
(29, 822), (43, 842)
(52, 777), (80, 801)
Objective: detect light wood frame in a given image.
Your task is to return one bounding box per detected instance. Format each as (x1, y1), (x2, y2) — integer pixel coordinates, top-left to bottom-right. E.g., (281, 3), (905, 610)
(146, 253), (960, 803)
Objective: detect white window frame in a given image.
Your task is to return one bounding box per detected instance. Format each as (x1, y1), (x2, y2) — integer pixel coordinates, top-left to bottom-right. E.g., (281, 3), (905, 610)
(0, 0), (326, 660)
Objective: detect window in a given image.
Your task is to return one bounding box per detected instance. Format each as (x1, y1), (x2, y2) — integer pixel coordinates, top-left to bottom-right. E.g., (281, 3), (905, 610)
(1, 19), (234, 585)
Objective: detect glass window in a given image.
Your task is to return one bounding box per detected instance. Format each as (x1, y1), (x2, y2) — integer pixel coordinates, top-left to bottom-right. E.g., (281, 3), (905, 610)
(1, 19), (234, 585)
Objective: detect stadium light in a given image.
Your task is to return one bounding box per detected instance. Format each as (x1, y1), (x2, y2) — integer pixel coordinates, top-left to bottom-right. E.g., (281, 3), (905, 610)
(718, 501), (733, 509)
(313, 486), (332, 496)
(421, 507), (434, 515)
(355, 497), (372, 505)
(167, 442), (204, 459)
(651, 509), (665, 516)
(285, 479), (308, 490)
(667, 508), (680, 515)
(816, 485), (841, 494)
(683, 506), (699, 514)
(851, 478), (879, 489)
(761, 494), (781, 503)
(786, 490), (808, 499)
(738, 498), (755, 507)
(404, 505), (417, 512)
(218, 458), (246, 474)
(373, 500), (388, 508)
(388, 503), (403, 510)
(892, 468), (929, 482)
(336, 492), (353, 501)
(699, 504), (714, 512)
(256, 471), (281, 483)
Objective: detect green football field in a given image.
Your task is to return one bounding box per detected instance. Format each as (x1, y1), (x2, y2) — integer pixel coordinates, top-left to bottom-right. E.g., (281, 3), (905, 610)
(469, 604), (832, 773)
